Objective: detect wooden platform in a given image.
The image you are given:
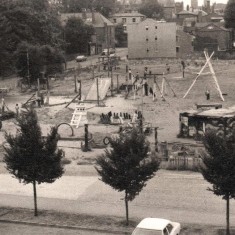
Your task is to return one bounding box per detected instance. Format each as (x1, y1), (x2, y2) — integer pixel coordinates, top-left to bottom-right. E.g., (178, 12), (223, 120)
(196, 103), (222, 110)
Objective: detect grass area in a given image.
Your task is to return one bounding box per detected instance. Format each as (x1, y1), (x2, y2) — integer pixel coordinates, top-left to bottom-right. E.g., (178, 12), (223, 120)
(0, 207), (234, 234)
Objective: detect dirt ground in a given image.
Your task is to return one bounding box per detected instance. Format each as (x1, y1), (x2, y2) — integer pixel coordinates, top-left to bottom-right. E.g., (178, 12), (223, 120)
(1, 56), (235, 175)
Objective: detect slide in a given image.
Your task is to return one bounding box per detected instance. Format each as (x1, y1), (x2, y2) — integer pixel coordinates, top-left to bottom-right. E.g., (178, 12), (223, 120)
(86, 78), (111, 101)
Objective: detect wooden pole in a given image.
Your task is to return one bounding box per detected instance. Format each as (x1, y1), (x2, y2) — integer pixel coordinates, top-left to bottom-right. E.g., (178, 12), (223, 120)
(37, 78), (40, 92)
(183, 52), (214, 99)
(111, 67), (113, 96)
(154, 127), (159, 153)
(204, 51), (224, 101)
(96, 77), (100, 106)
(74, 75), (77, 93)
(84, 124), (89, 151)
(116, 74), (120, 94)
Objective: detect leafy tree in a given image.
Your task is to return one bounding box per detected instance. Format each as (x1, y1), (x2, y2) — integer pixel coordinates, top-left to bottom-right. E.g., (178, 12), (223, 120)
(201, 131), (235, 235)
(138, 0), (164, 19)
(95, 128), (160, 225)
(115, 24), (127, 47)
(61, 0), (115, 17)
(15, 42), (65, 84)
(224, 0), (235, 29)
(4, 108), (64, 216)
(92, 0), (115, 18)
(0, 1), (64, 76)
(64, 17), (94, 54)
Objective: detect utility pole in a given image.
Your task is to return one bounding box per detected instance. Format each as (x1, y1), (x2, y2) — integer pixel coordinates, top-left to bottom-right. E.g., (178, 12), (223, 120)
(96, 76), (100, 106)
(26, 49), (30, 86)
(105, 22), (110, 77)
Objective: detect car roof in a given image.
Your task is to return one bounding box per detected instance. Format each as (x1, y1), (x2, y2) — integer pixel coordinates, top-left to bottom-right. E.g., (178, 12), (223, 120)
(137, 218), (171, 230)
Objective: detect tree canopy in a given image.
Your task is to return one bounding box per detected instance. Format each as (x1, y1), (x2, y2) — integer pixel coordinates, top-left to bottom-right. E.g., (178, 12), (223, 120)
(95, 128), (160, 225)
(201, 130), (235, 235)
(64, 17), (94, 54)
(61, 0), (115, 17)
(0, 1), (64, 76)
(224, 0), (235, 29)
(4, 108), (64, 216)
(15, 42), (65, 83)
(138, 0), (164, 19)
(115, 24), (127, 47)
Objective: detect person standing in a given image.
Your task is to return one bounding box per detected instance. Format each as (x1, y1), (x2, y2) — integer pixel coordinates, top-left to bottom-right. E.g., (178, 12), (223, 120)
(128, 68), (132, 80)
(15, 104), (19, 117)
(166, 63), (170, 74)
(205, 89), (210, 100)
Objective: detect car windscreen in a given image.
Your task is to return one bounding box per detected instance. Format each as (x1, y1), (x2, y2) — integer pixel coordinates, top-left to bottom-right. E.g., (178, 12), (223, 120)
(132, 228), (162, 235)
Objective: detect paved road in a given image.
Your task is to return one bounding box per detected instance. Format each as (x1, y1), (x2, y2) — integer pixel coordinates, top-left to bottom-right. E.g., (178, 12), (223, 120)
(0, 222), (117, 235)
(67, 48), (128, 70)
(0, 170), (234, 226)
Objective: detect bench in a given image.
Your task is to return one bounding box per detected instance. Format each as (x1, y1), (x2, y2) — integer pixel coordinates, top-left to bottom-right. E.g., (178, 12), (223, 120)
(196, 103), (222, 110)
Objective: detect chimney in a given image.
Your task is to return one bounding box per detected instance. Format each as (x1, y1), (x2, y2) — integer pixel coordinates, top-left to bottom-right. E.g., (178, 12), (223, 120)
(82, 8), (87, 20)
(197, 10), (202, 23)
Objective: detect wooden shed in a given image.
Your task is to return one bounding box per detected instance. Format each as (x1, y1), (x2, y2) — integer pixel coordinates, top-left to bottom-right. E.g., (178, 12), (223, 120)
(178, 106), (235, 140)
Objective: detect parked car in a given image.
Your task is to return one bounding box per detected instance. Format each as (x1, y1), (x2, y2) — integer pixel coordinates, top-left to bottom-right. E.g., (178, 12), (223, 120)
(101, 48), (115, 56)
(131, 218), (181, 235)
(76, 55), (87, 62)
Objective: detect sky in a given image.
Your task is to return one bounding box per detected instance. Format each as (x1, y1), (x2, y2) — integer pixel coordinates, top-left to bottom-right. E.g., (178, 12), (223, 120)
(175, 0), (228, 6)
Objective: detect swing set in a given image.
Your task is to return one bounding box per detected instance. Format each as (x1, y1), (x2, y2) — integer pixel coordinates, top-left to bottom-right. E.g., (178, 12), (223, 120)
(183, 50), (224, 101)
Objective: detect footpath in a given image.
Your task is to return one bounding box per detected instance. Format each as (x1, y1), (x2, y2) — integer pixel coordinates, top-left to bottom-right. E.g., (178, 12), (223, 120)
(0, 172), (235, 234)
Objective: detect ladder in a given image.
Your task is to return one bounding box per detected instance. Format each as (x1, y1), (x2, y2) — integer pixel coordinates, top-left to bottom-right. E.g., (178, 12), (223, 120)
(70, 103), (87, 128)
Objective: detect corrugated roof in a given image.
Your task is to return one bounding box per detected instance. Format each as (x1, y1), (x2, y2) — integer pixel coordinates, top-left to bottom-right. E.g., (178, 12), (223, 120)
(183, 106), (235, 118)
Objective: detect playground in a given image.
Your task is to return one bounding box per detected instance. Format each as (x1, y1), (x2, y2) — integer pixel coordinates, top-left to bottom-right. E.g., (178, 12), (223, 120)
(1, 51), (235, 174)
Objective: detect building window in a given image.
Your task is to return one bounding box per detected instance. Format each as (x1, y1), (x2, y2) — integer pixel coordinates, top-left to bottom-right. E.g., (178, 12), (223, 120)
(122, 18), (126, 23)
(155, 26), (158, 29)
(147, 48), (149, 52)
(113, 18), (116, 23)
(176, 47), (180, 53)
(155, 36), (157, 40)
(146, 38), (149, 41)
(176, 35), (179, 42)
(145, 26), (149, 30)
(123, 25), (127, 31)
(132, 18), (136, 23)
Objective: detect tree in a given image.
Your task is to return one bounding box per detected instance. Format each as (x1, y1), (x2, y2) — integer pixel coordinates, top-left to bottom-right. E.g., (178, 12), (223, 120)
(224, 0), (235, 29)
(15, 42), (65, 84)
(0, 2), (64, 76)
(4, 108), (64, 216)
(95, 128), (160, 225)
(64, 17), (94, 54)
(201, 131), (235, 235)
(92, 0), (115, 18)
(115, 24), (127, 47)
(138, 0), (164, 19)
(61, 0), (115, 17)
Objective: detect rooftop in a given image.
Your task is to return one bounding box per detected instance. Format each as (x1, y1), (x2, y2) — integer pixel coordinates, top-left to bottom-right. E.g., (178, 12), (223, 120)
(60, 12), (113, 27)
(112, 12), (145, 18)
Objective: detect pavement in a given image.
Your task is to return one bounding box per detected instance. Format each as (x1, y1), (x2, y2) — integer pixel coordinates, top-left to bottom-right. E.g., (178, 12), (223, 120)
(0, 170), (235, 229)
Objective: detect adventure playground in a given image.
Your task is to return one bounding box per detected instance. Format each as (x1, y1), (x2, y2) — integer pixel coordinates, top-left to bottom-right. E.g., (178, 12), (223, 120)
(1, 49), (235, 172)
